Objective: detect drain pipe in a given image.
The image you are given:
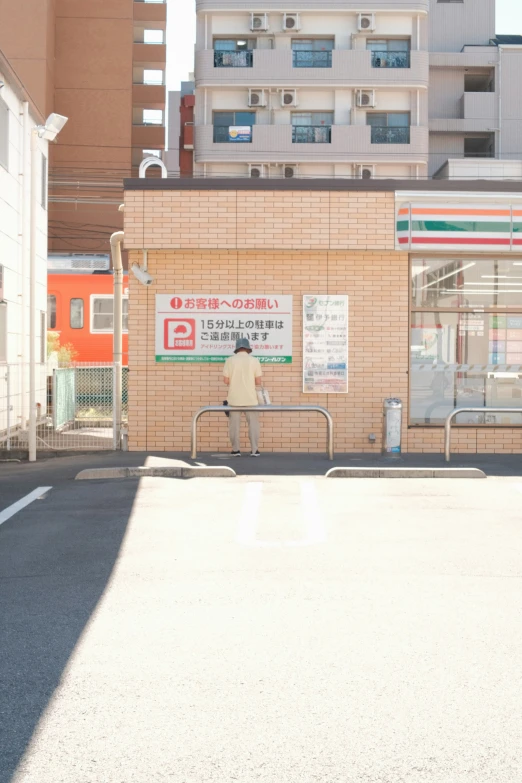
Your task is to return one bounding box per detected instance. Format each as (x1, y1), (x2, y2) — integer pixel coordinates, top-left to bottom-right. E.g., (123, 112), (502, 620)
(110, 226), (124, 450)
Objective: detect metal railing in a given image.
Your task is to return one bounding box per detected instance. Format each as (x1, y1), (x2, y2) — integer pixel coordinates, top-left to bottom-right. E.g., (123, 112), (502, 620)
(292, 126), (332, 144)
(214, 51), (253, 67)
(191, 405), (335, 461)
(444, 407), (522, 462)
(370, 126), (410, 144)
(293, 51), (332, 68)
(371, 50), (410, 68)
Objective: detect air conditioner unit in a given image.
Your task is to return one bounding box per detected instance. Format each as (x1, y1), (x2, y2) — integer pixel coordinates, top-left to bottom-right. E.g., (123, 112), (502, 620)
(251, 12), (269, 31)
(358, 13), (376, 32)
(283, 13), (300, 31)
(281, 89), (298, 107)
(356, 89), (376, 108)
(249, 164), (267, 178)
(355, 164), (375, 180)
(248, 89), (267, 107)
(283, 164), (299, 179)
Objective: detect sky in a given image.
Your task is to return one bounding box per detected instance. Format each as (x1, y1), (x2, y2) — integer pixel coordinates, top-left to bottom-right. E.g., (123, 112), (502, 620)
(166, 0), (522, 91)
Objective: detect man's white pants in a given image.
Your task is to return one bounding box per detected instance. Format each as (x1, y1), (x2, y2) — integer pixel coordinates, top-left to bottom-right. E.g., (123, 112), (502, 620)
(228, 409), (260, 452)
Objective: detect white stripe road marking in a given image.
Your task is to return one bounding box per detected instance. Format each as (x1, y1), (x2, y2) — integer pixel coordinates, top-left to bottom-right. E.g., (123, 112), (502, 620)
(0, 487), (53, 527)
(237, 480), (326, 548)
(237, 481), (263, 546)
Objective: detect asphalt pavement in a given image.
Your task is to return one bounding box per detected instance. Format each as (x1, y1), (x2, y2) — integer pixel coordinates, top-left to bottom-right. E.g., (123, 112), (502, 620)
(1, 468), (522, 782)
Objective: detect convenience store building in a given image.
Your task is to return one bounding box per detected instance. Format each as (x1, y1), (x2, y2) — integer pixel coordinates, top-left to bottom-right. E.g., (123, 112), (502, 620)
(123, 178), (522, 455)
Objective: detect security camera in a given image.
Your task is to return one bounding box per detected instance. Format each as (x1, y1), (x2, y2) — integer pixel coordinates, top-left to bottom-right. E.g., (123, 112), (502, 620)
(131, 263), (154, 286)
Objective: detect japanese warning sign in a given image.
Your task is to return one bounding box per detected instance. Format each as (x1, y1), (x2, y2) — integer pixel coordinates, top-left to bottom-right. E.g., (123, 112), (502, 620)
(155, 294), (293, 363)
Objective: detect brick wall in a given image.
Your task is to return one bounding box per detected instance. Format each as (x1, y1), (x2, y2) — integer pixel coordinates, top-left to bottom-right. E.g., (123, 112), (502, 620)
(124, 188), (522, 455)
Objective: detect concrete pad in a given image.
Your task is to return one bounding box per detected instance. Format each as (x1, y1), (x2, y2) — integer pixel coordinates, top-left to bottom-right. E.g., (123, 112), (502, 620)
(326, 467), (487, 479)
(75, 466), (236, 480)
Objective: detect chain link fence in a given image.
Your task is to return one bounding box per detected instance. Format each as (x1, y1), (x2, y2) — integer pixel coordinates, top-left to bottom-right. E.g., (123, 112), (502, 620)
(0, 363), (127, 452)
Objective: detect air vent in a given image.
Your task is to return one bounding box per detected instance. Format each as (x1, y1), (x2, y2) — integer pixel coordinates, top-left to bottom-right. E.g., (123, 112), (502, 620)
(283, 13), (300, 31)
(281, 89), (298, 107)
(356, 89), (376, 108)
(284, 164), (299, 179)
(248, 89), (267, 107)
(249, 164), (267, 178)
(355, 164), (375, 179)
(251, 13), (269, 31)
(358, 13), (376, 32)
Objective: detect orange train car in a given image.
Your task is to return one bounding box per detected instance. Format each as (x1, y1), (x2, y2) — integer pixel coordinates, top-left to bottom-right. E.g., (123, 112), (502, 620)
(47, 258), (129, 365)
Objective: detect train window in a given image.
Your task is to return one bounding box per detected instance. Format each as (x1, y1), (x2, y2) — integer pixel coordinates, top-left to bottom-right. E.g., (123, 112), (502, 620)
(47, 295), (57, 329)
(91, 295), (129, 333)
(70, 298), (84, 329)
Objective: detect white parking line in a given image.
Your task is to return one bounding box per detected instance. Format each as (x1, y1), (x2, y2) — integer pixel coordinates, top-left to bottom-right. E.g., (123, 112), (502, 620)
(0, 487), (53, 527)
(237, 480), (326, 548)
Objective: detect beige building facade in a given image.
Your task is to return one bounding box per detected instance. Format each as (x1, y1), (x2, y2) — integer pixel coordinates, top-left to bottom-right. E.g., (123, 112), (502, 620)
(123, 178), (522, 455)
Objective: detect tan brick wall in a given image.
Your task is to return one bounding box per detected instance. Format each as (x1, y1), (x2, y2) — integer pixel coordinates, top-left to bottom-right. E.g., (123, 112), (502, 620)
(123, 190), (395, 251)
(125, 188), (522, 455)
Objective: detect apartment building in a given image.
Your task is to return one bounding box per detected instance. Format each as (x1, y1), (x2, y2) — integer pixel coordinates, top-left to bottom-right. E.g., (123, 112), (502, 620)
(0, 0), (167, 254)
(165, 80), (195, 177)
(193, 0), (519, 180)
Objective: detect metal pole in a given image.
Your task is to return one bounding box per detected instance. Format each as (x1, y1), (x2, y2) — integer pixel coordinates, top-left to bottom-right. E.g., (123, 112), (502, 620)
(20, 102), (29, 429)
(445, 407), (522, 463)
(191, 405), (334, 461)
(110, 232), (124, 450)
(28, 128), (38, 462)
(6, 366), (10, 451)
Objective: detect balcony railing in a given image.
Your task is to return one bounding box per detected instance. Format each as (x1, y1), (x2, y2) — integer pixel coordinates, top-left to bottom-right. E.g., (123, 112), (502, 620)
(213, 126), (253, 143)
(371, 50), (410, 69)
(292, 126), (332, 144)
(293, 51), (333, 68)
(370, 126), (410, 144)
(214, 51), (253, 68)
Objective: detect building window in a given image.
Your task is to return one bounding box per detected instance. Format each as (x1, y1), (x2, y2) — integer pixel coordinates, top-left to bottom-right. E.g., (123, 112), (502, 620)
(367, 113), (410, 144)
(214, 39), (255, 67)
(0, 302), (6, 363)
(367, 39), (410, 68)
(292, 112), (333, 143)
(91, 295), (129, 333)
(0, 96), (8, 170)
(143, 69), (164, 85)
(47, 294), (57, 329)
(410, 257), (522, 426)
(213, 111), (255, 143)
(143, 109), (163, 125)
(143, 29), (164, 44)
(41, 153), (48, 210)
(292, 39), (334, 68)
(70, 298), (84, 329)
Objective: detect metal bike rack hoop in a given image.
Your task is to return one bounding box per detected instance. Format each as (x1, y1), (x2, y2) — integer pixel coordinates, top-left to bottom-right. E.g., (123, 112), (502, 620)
(191, 405), (334, 461)
(444, 407), (522, 463)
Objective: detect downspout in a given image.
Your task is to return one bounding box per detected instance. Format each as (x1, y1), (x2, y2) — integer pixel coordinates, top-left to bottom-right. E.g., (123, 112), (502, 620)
(498, 46), (502, 160)
(20, 101), (29, 427)
(110, 227), (124, 450)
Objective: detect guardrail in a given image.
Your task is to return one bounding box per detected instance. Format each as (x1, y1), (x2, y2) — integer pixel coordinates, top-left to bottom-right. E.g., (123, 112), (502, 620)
(191, 405), (334, 461)
(444, 407), (522, 462)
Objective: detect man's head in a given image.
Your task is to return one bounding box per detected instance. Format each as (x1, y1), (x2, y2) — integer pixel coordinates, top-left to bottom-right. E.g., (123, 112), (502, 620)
(234, 338), (252, 354)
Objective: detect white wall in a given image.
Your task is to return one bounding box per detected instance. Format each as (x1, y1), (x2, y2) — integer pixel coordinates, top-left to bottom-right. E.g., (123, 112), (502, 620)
(0, 69), (49, 424)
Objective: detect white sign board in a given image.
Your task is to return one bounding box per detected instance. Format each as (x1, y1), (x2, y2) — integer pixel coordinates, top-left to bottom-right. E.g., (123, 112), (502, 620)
(156, 294), (293, 363)
(303, 295), (348, 393)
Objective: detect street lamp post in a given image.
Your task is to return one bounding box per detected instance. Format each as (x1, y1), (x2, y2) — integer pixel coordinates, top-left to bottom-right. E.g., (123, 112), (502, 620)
(28, 113), (68, 462)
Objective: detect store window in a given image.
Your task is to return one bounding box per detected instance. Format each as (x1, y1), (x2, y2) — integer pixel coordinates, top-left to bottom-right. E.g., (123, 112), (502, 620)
(91, 295), (129, 333)
(410, 257), (522, 426)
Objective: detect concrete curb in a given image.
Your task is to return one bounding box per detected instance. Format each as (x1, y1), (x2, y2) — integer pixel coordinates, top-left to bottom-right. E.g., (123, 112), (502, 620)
(326, 467), (487, 479)
(75, 466), (236, 480)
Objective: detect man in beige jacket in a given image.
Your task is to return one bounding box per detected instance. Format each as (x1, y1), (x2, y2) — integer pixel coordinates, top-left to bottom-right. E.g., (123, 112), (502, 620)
(223, 338), (263, 457)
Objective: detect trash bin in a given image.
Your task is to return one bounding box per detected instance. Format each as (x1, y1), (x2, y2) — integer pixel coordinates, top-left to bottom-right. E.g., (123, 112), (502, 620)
(382, 398), (403, 456)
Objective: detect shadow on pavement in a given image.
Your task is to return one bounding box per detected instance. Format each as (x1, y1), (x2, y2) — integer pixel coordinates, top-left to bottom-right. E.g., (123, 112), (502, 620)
(0, 480), (137, 783)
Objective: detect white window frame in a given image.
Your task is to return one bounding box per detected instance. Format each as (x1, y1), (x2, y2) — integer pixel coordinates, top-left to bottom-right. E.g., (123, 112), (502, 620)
(90, 294), (129, 334)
